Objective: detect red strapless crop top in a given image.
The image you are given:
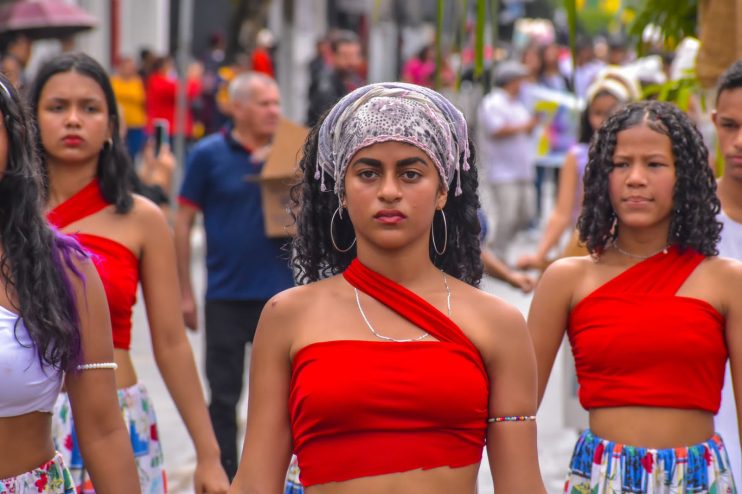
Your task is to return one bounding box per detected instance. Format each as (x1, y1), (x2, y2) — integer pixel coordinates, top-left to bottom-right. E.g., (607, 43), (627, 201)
(47, 181), (139, 350)
(568, 245), (726, 413)
(289, 260), (489, 487)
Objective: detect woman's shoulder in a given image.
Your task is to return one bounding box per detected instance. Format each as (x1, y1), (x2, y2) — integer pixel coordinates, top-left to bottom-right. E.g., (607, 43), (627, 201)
(702, 254), (742, 285)
(452, 281), (527, 339)
(542, 254), (593, 284)
(127, 194), (169, 228)
(260, 275), (347, 323)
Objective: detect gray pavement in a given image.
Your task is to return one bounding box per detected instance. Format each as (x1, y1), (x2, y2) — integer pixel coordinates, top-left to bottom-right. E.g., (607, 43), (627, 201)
(131, 179), (578, 493)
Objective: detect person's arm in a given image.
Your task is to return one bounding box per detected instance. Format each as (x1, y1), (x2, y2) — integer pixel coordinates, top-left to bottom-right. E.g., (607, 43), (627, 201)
(174, 202), (199, 330)
(63, 256), (141, 493)
(526, 258), (580, 404)
(137, 198), (229, 494)
(175, 147), (208, 331)
(229, 291), (296, 493)
(490, 116), (539, 138)
(482, 301), (546, 493)
(481, 249), (536, 293)
(517, 151), (580, 270)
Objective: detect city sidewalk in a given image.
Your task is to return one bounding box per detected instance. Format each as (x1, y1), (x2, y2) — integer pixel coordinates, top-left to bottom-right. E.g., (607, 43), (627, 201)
(131, 181), (578, 493)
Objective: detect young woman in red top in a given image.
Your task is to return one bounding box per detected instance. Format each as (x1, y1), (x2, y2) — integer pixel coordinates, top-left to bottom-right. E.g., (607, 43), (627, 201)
(28, 53), (229, 494)
(529, 100), (742, 493)
(228, 82), (546, 494)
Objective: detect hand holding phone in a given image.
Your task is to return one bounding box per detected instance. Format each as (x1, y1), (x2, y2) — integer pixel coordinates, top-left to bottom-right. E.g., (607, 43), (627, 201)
(153, 119), (170, 157)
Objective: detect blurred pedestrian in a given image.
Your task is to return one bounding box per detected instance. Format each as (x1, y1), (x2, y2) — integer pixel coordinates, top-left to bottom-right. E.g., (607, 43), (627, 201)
(251, 28), (275, 78)
(175, 72), (294, 480)
(146, 55), (200, 141)
(0, 52), (23, 91)
(478, 60), (539, 260)
(0, 32), (31, 86)
(306, 30), (364, 126)
(111, 55), (147, 161)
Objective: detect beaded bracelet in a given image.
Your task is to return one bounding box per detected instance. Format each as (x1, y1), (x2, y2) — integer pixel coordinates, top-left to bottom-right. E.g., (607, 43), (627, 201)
(76, 362), (118, 371)
(487, 415), (536, 423)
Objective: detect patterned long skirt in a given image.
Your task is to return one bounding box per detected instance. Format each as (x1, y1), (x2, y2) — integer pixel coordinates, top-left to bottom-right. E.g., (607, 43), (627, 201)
(0, 452), (75, 494)
(564, 429), (737, 494)
(52, 382), (166, 494)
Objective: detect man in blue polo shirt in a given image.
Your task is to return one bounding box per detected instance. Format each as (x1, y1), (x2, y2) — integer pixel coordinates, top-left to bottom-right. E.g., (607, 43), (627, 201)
(174, 72), (294, 479)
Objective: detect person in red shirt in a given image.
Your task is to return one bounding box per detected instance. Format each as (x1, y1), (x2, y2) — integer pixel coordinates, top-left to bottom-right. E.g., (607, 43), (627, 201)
(528, 101), (742, 493)
(145, 55), (200, 139)
(251, 28), (275, 78)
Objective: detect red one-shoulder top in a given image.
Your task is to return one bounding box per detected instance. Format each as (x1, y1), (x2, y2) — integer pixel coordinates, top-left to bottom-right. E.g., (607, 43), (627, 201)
(568, 245), (726, 413)
(289, 260), (489, 487)
(47, 181), (139, 350)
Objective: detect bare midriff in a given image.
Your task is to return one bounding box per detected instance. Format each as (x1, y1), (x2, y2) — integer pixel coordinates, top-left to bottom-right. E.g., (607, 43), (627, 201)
(590, 407), (716, 448)
(113, 348), (138, 389)
(0, 412), (55, 477)
(305, 463), (479, 494)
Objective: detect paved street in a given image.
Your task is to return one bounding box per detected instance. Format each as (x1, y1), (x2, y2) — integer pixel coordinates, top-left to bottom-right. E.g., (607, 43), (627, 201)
(131, 179), (578, 493)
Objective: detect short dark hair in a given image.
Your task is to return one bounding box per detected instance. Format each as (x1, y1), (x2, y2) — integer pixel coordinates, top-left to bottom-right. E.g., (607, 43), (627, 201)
(716, 59), (742, 105)
(330, 30), (360, 53)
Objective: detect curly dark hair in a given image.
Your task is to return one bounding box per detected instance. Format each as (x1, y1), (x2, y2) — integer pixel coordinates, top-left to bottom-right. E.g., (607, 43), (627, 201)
(28, 52), (133, 213)
(290, 119), (483, 286)
(578, 100), (721, 256)
(0, 74), (87, 371)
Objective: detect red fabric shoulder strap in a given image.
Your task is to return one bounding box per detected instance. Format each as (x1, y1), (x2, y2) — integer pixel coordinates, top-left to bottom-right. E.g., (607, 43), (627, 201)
(595, 245), (705, 297)
(47, 180), (109, 229)
(342, 259), (485, 370)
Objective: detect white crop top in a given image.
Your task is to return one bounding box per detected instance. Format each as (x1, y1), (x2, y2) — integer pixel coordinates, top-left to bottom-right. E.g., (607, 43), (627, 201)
(0, 305), (63, 417)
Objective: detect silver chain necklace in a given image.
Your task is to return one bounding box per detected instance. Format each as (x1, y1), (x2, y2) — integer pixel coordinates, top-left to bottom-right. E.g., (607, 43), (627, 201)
(613, 241), (669, 260)
(354, 272), (451, 343)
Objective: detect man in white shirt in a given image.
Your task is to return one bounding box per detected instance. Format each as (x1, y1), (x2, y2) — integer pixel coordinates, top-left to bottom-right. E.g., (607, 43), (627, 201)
(713, 59), (742, 485)
(478, 60), (539, 259)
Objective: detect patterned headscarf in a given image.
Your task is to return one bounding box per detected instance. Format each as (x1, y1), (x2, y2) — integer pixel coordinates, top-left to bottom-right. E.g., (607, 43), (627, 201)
(316, 82), (471, 200)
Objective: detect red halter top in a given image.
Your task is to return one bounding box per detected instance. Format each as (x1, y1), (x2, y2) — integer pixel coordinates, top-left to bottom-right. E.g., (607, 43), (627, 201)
(568, 245), (726, 413)
(47, 181), (139, 350)
(289, 260), (489, 487)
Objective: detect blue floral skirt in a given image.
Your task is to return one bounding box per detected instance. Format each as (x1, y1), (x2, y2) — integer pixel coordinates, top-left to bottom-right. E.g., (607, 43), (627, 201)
(564, 429), (737, 494)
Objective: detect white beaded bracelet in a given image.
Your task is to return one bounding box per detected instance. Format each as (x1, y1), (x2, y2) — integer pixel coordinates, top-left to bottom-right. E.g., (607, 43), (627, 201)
(76, 362), (118, 371)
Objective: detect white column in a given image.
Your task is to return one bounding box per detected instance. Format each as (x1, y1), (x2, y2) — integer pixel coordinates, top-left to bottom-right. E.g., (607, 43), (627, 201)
(74, 0), (110, 68)
(119, 0), (170, 59)
(271, 0), (327, 123)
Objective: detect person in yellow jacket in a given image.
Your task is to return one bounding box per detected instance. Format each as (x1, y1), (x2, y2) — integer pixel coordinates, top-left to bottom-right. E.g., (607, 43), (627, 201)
(111, 55), (147, 160)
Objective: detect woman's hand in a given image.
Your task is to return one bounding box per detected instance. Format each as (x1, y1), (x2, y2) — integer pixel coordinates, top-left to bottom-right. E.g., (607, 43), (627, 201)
(194, 456), (230, 494)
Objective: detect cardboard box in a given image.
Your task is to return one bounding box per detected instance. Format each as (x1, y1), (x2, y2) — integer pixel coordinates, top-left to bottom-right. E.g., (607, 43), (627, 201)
(256, 118), (309, 237)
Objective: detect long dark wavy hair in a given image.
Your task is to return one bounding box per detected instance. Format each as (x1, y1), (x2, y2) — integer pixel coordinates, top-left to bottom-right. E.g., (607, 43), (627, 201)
(290, 120), (483, 286)
(0, 74), (86, 371)
(578, 100), (721, 256)
(28, 52), (133, 213)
